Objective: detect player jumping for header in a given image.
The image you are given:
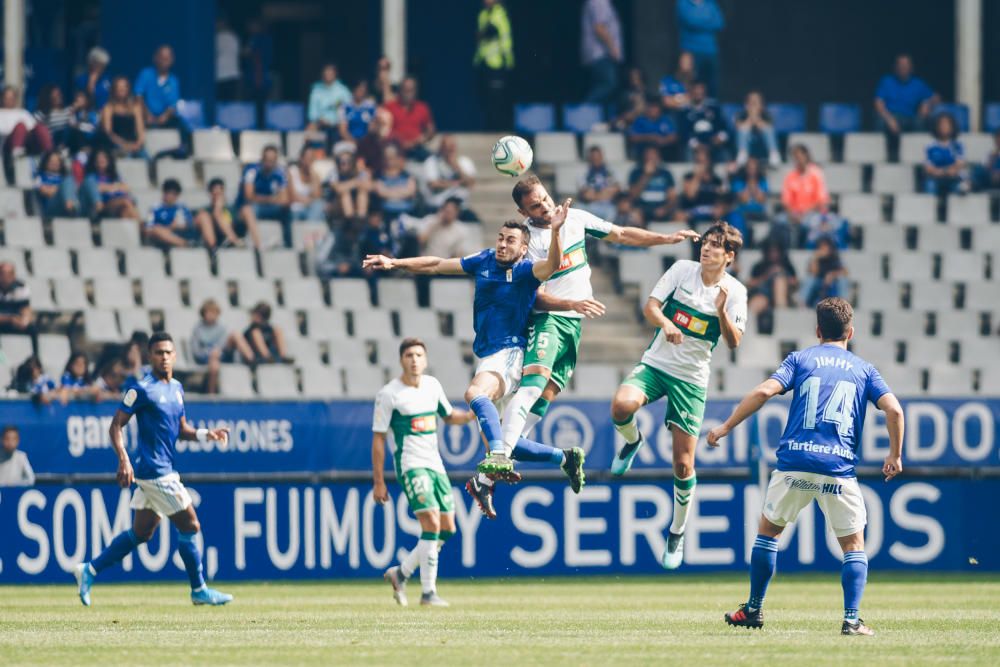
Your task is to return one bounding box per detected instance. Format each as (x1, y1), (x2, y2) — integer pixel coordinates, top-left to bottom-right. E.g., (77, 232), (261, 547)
(363, 205), (568, 496)
(374, 338), (476, 607)
(708, 297), (904, 635)
(74, 332), (233, 607)
(610, 221), (748, 569)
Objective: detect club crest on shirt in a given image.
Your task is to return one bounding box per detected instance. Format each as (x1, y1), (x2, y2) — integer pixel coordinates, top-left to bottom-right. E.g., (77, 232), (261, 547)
(410, 416), (435, 433)
(672, 310), (708, 335)
(506, 269), (512, 282)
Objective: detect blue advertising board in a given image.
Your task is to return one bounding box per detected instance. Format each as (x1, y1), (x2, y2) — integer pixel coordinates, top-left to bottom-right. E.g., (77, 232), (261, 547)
(0, 478), (995, 584)
(3, 397), (997, 475)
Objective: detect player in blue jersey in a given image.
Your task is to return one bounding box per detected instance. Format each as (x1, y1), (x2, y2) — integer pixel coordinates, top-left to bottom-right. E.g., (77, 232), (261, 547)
(73, 332), (233, 607)
(706, 298), (904, 635)
(363, 203), (573, 490)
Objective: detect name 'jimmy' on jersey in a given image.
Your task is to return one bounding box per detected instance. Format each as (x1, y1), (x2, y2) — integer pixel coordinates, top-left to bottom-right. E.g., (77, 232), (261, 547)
(770, 343), (892, 478)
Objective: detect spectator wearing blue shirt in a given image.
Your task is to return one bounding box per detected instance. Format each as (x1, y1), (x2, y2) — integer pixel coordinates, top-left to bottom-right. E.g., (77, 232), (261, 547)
(34, 151), (80, 218)
(238, 145), (292, 246)
(628, 97), (678, 160)
(373, 144), (417, 221)
(628, 145), (677, 221)
(145, 179), (212, 249)
(987, 131), (1000, 190)
(923, 113), (968, 196)
(339, 80), (377, 143)
(135, 46), (183, 131)
(59, 352), (97, 402)
(874, 53), (939, 145)
(80, 148), (141, 221)
(735, 91), (780, 167)
(676, 0), (724, 96)
(578, 146), (620, 220)
(659, 51), (697, 111)
(612, 67), (650, 131)
(679, 81), (729, 162)
(74, 47), (112, 110)
(308, 63), (352, 145)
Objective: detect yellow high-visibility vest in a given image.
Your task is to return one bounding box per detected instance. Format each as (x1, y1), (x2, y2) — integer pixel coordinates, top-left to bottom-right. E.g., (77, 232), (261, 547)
(474, 4), (514, 70)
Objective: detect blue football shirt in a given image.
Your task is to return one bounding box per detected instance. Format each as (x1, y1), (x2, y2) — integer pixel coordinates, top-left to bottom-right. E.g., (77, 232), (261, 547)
(459, 249), (540, 358)
(770, 343), (891, 477)
(925, 140), (963, 168)
(147, 203), (193, 228)
(875, 75), (934, 117)
(238, 163), (288, 206)
(119, 373), (186, 479)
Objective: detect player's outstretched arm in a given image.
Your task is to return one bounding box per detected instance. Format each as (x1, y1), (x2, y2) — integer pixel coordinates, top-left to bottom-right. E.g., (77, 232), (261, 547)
(372, 432), (390, 504)
(605, 224), (700, 247)
(362, 254), (465, 275)
(532, 198), (570, 281)
(444, 408), (476, 425)
(877, 393), (904, 481)
(178, 416), (230, 444)
(707, 379), (785, 447)
(108, 410), (135, 488)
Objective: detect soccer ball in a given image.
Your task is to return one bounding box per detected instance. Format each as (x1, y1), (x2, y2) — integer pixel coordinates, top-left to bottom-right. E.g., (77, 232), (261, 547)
(491, 135), (533, 177)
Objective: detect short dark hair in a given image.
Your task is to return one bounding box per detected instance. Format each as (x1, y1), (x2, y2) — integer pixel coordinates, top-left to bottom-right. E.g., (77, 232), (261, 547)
(207, 177), (225, 191)
(512, 175), (542, 207)
(501, 219), (530, 240)
(262, 144), (280, 156)
(252, 301), (272, 320)
(399, 337), (426, 357)
(442, 196), (463, 210)
(148, 331), (174, 349)
(816, 297), (853, 341)
(162, 178), (182, 194)
(701, 221), (743, 266)
(2, 425), (18, 437)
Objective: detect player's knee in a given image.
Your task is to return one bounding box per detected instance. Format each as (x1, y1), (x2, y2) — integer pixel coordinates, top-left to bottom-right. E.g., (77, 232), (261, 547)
(610, 398), (637, 422)
(541, 382), (561, 402)
(673, 460), (695, 479)
(132, 526), (155, 543)
(186, 519), (202, 535)
(464, 385), (485, 404)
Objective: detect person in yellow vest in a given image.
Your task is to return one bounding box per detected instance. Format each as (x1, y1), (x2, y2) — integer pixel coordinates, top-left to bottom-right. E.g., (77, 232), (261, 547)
(474, 0), (514, 130)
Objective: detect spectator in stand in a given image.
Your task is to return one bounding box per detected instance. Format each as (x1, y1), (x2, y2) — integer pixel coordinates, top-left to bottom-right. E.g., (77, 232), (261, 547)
(75, 47), (112, 110)
(243, 18), (274, 126)
(628, 145), (677, 222)
(191, 299), (255, 394)
(18, 356), (57, 404)
(677, 143), (722, 223)
(330, 146), (371, 222)
(0, 262), (33, 336)
(474, 0), (515, 131)
(315, 222), (363, 279)
(628, 96), (678, 160)
(875, 53), (939, 137)
(339, 80), (377, 143)
(100, 76), (146, 158)
(581, 0), (623, 106)
(779, 144), (829, 247)
(134, 45), (183, 132)
(612, 67), (649, 131)
(384, 77), (436, 161)
(34, 85), (79, 152)
(986, 131), (1000, 190)
(244, 302), (291, 364)
(357, 108), (391, 175)
(660, 51), (697, 111)
(0, 425), (34, 487)
(730, 156), (768, 222)
(0, 86), (53, 183)
(359, 210), (399, 276)
(676, 0), (724, 96)
(80, 148), (141, 220)
(215, 15), (241, 101)
(679, 81), (728, 161)
(68, 91), (100, 161)
(923, 112), (969, 196)
(34, 151), (80, 218)
(578, 145), (619, 220)
(374, 144), (417, 221)
(307, 63), (352, 145)
(735, 90), (780, 167)
(238, 145), (291, 246)
(612, 191), (645, 229)
(418, 197), (472, 258)
(59, 352), (97, 403)
(287, 145), (328, 222)
(122, 331), (152, 388)
(92, 357), (126, 401)
(195, 178), (259, 249)
(421, 134), (476, 214)
(145, 179), (214, 249)
(372, 56), (397, 105)
(800, 237), (848, 307)
(747, 240), (798, 320)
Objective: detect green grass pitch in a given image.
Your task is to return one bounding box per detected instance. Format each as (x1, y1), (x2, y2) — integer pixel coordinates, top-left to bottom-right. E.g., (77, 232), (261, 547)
(2, 574), (998, 665)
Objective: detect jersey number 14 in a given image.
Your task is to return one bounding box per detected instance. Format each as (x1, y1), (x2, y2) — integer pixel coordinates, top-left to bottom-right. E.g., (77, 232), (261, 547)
(800, 377), (856, 436)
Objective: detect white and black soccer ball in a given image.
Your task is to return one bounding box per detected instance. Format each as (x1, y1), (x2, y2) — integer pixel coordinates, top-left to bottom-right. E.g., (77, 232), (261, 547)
(491, 135), (533, 177)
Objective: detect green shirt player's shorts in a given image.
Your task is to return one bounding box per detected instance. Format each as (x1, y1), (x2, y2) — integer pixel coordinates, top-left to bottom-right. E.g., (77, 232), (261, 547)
(524, 313), (582, 389)
(400, 468), (455, 514)
(622, 363), (707, 437)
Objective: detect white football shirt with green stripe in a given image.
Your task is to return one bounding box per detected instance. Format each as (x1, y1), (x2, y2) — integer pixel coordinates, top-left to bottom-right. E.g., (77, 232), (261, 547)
(642, 259), (748, 388)
(372, 375), (453, 475)
(525, 207), (613, 318)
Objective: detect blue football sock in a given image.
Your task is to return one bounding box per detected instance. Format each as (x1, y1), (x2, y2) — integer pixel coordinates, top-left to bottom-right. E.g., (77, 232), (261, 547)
(511, 437), (564, 465)
(842, 551), (868, 621)
(747, 535), (779, 610)
(91, 529), (140, 574)
(177, 531), (207, 590)
(470, 395), (504, 452)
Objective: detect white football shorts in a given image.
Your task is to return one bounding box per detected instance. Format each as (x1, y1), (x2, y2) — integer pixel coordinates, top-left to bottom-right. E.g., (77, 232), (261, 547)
(762, 470), (867, 538)
(475, 347), (524, 399)
(130, 472), (193, 517)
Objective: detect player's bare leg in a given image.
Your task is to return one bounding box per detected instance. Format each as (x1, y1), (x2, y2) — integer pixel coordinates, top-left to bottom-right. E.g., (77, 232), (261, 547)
(610, 384), (648, 475)
(170, 505), (232, 605)
(75, 509), (160, 606)
(661, 425), (697, 569)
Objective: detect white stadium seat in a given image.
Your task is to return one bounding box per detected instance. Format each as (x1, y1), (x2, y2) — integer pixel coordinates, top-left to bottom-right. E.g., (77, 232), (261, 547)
(307, 308), (350, 340)
(946, 195), (991, 226)
(899, 133), (933, 163)
(872, 164), (915, 193)
(216, 249), (259, 278)
(301, 365), (343, 398)
(255, 364), (299, 398)
(117, 308), (152, 336)
(378, 279), (419, 311)
(188, 278), (231, 308)
(330, 278), (372, 309)
(786, 133), (831, 163)
(261, 249), (302, 278)
(145, 128), (182, 156)
(155, 159), (197, 188)
(843, 133), (886, 163)
(36, 334), (70, 374)
(201, 160), (242, 194)
(583, 132), (626, 162)
(193, 129), (236, 161)
(219, 365), (255, 398)
(77, 248), (121, 278)
(236, 279), (276, 308)
(4, 217), (45, 247)
(100, 219), (141, 248)
(397, 309), (440, 339)
(140, 277), (184, 309)
(124, 247), (167, 278)
(169, 248), (212, 278)
(51, 218), (94, 247)
(1, 335), (35, 368)
(31, 248), (74, 279)
(280, 278), (325, 309)
(84, 309), (121, 343)
(533, 132), (578, 164)
(893, 193), (937, 225)
(239, 130), (283, 162)
(91, 277), (136, 309)
(27, 278), (56, 310)
(352, 310), (395, 338)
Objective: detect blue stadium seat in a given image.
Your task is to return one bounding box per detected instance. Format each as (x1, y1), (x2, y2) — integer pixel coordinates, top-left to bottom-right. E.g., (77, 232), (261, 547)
(265, 102), (306, 131)
(562, 103), (604, 133)
(767, 103), (806, 133)
(177, 99), (205, 130)
(216, 102), (257, 131)
(933, 103), (970, 131)
(819, 103), (861, 134)
(514, 103), (556, 134)
(721, 103), (743, 129)
(986, 103), (1000, 132)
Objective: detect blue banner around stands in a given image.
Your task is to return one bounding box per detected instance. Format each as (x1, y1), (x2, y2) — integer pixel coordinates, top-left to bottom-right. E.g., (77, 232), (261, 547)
(3, 397), (997, 476)
(0, 478), (995, 583)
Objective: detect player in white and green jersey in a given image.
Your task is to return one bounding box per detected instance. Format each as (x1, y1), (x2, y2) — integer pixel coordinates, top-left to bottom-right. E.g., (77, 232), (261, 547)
(610, 221), (748, 570)
(466, 176), (699, 514)
(373, 338), (474, 607)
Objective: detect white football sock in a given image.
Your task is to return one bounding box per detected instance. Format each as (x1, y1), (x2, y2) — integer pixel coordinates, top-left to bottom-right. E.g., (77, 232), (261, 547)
(613, 414), (641, 444)
(400, 543), (421, 578)
(501, 385), (543, 455)
(521, 411), (543, 436)
(418, 538), (439, 594)
(670, 473), (697, 534)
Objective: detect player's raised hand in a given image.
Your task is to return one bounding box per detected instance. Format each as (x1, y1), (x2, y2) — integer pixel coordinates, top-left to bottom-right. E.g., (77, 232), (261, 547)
(707, 424), (729, 448)
(362, 254), (394, 271)
(669, 229), (700, 244)
(373, 480), (389, 504)
(116, 458), (134, 488)
(571, 299), (607, 319)
(715, 284), (729, 314)
(550, 198), (572, 230)
(882, 455), (902, 482)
